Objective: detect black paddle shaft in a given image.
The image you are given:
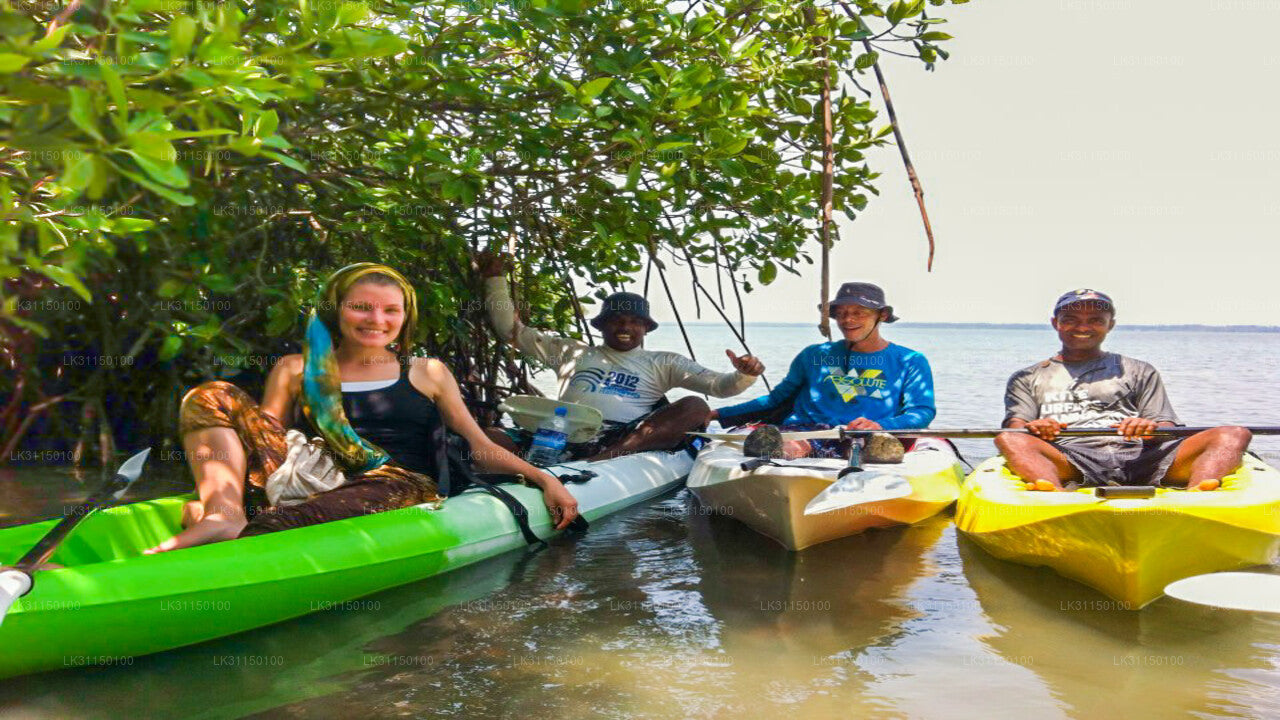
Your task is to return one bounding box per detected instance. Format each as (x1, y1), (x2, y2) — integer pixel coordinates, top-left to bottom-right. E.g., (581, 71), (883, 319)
(14, 472), (133, 573)
(837, 426), (1280, 440)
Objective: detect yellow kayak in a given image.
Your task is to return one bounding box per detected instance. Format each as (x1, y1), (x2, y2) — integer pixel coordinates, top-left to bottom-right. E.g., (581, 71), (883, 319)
(956, 456), (1280, 608)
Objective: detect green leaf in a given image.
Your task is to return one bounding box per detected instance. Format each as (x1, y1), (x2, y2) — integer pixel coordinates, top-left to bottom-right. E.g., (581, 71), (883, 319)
(31, 24), (71, 54)
(129, 131), (177, 161)
(109, 217), (155, 233)
(67, 87), (105, 142)
(919, 31), (953, 42)
(337, 1), (370, 25)
(758, 260), (777, 285)
(98, 61), (128, 133)
(578, 77), (612, 100)
(112, 163), (197, 205)
(156, 128), (235, 140)
(158, 334), (183, 361)
(625, 160), (641, 190)
(672, 93), (702, 110)
(254, 109), (279, 137)
(169, 16), (196, 62)
(63, 153), (95, 194)
(124, 150), (189, 188)
(0, 53), (30, 73)
(263, 150), (307, 173)
(854, 52), (879, 70)
(886, 1), (908, 25)
(31, 262), (92, 301)
(0, 11), (35, 38)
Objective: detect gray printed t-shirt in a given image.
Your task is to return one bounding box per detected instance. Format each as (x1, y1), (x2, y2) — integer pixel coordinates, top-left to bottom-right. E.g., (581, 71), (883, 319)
(1004, 353), (1180, 443)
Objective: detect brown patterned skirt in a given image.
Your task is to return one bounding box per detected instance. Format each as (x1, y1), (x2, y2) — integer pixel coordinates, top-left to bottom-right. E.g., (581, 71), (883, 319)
(178, 380), (439, 537)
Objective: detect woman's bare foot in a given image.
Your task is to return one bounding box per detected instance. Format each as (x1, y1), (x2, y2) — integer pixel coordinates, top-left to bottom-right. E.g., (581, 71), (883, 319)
(1023, 479), (1061, 492)
(1187, 478), (1220, 492)
(144, 514), (247, 554)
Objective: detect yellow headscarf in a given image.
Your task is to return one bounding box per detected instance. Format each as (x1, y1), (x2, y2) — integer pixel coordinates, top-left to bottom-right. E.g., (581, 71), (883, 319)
(317, 262), (418, 360)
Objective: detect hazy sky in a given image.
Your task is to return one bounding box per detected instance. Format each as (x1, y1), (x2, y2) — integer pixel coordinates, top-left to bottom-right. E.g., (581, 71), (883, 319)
(629, 0), (1280, 327)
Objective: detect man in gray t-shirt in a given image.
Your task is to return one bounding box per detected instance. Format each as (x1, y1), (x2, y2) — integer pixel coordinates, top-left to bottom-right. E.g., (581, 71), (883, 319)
(997, 289), (1251, 490)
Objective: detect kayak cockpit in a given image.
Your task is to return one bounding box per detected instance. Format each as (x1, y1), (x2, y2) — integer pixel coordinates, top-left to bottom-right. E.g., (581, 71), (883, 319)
(0, 496), (187, 568)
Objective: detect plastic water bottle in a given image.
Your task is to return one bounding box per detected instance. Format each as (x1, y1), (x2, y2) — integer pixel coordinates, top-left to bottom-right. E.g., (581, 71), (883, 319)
(526, 407), (569, 466)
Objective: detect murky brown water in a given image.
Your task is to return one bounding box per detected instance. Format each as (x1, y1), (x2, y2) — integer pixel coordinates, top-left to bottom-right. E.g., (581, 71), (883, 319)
(3, 470), (1278, 720)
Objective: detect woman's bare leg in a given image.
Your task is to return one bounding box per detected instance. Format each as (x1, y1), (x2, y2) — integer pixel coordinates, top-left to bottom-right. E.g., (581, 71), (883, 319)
(144, 427), (249, 553)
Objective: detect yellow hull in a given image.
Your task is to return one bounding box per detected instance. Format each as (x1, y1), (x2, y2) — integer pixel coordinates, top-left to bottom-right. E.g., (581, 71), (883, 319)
(688, 440), (964, 550)
(956, 456), (1280, 608)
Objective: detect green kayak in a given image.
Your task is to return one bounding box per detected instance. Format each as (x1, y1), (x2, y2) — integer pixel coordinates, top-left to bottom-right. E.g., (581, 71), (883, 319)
(0, 450), (692, 679)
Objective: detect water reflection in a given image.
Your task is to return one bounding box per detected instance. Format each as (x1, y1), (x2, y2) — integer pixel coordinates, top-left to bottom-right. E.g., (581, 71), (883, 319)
(1, 549), (533, 720)
(3, 484), (1277, 719)
(957, 536), (1280, 719)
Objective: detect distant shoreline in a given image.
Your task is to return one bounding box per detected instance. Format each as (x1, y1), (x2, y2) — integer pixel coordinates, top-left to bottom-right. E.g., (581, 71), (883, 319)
(669, 322), (1280, 333)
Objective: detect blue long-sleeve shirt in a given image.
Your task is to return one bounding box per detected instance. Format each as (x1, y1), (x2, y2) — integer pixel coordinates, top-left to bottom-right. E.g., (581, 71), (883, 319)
(717, 341), (936, 429)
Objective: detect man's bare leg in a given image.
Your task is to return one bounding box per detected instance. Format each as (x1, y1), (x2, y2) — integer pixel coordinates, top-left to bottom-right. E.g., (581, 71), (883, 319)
(994, 432), (1082, 491)
(1162, 426), (1251, 491)
(587, 397), (711, 461)
(781, 439), (812, 459)
(144, 427), (249, 553)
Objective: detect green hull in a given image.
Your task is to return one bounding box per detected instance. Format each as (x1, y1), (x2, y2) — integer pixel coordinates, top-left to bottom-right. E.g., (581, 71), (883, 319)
(0, 451), (691, 679)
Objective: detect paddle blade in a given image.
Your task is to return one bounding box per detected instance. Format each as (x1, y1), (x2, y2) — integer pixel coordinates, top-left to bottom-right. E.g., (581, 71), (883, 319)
(0, 569), (33, 628)
(1165, 572), (1280, 613)
(804, 470), (913, 516)
(113, 448), (151, 497)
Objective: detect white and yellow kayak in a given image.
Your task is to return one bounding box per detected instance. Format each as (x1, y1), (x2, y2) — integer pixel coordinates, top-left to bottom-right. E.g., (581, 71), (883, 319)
(687, 438), (965, 550)
(956, 455), (1280, 608)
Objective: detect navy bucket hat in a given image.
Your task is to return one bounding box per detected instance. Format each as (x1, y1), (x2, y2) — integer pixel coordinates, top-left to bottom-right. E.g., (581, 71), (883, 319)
(590, 292), (659, 331)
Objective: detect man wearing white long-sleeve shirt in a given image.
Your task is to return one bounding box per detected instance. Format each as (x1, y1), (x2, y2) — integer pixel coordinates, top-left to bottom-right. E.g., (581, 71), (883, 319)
(477, 252), (764, 461)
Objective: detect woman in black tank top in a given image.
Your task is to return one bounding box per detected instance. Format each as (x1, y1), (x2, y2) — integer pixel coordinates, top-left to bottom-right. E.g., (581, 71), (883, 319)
(147, 266), (579, 553)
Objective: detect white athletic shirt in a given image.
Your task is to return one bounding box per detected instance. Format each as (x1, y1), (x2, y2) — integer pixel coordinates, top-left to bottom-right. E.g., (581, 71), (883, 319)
(484, 277), (757, 423)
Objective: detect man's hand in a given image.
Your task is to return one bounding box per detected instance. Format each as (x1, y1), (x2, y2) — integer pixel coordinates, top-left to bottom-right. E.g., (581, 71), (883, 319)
(845, 417), (882, 431)
(1024, 417), (1064, 441)
(708, 408), (719, 421)
(1112, 417), (1158, 440)
(474, 250), (511, 279)
(726, 349), (764, 376)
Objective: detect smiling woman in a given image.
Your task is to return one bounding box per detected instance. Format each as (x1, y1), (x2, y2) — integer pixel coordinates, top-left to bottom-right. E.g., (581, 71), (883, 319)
(145, 264), (580, 553)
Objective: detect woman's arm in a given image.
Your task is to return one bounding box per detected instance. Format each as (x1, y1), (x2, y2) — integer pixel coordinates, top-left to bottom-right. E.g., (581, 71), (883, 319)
(411, 357), (580, 530)
(260, 354), (304, 427)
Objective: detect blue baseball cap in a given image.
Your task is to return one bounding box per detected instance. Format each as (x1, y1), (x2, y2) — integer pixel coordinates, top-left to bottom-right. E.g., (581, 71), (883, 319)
(1053, 289), (1115, 315)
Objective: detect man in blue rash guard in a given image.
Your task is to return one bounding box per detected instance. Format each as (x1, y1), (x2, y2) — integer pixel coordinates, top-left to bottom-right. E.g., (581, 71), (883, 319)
(711, 282), (936, 459)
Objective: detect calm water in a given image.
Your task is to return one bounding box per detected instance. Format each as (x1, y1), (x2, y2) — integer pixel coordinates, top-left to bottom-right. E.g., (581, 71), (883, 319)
(4, 324), (1280, 719)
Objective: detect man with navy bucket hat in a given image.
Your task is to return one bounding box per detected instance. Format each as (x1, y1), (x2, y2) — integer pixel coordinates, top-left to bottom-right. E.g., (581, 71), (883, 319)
(476, 251), (764, 461)
(713, 281), (936, 459)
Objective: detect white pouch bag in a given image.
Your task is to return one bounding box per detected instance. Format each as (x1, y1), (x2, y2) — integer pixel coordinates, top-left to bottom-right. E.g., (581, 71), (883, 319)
(265, 429), (347, 507)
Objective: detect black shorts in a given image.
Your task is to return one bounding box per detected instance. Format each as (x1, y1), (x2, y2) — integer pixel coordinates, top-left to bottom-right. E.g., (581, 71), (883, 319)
(1055, 437), (1185, 489)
